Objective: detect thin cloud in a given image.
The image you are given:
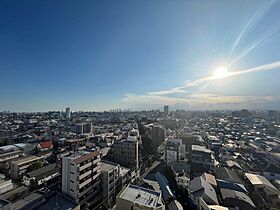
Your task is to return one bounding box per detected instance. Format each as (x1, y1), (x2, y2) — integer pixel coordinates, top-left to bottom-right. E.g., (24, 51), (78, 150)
(144, 60), (280, 96)
(227, 0), (276, 62)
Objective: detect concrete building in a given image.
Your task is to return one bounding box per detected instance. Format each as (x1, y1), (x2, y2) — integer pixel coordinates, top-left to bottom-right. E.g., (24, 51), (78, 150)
(116, 184), (165, 210)
(113, 136), (139, 170)
(245, 173), (280, 208)
(61, 150), (102, 210)
(66, 107), (71, 119)
(9, 156), (43, 179)
(23, 163), (60, 187)
(100, 160), (130, 209)
(165, 139), (186, 165)
(0, 150), (25, 167)
(164, 105), (169, 116)
(73, 123), (92, 135)
(191, 145), (218, 175)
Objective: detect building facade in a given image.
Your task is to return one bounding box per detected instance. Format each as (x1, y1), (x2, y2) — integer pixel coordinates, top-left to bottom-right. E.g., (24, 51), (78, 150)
(61, 150), (102, 210)
(113, 136), (139, 170)
(165, 138), (186, 165)
(9, 155), (43, 179)
(100, 160), (130, 209)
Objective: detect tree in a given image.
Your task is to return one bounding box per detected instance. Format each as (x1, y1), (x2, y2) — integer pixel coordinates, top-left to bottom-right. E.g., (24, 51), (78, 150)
(27, 160), (43, 172)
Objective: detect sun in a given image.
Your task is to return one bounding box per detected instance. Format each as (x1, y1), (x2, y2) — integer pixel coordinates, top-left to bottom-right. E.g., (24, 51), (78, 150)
(213, 66), (228, 79)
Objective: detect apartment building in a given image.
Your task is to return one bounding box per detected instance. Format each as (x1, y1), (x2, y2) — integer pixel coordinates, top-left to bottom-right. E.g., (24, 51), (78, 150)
(61, 150), (102, 210)
(100, 160), (130, 209)
(191, 145), (219, 175)
(113, 136), (139, 170)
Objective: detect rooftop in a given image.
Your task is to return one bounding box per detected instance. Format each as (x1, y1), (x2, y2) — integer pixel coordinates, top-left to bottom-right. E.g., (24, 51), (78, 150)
(12, 155), (42, 165)
(100, 160), (119, 171)
(192, 145), (212, 153)
(26, 163), (59, 180)
(215, 167), (243, 184)
(220, 188), (256, 208)
(245, 173), (279, 194)
(62, 150), (99, 164)
(119, 184), (163, 208)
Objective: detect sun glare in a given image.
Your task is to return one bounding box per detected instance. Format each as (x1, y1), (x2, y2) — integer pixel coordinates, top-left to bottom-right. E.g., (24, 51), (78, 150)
(213, 66), (229, 79)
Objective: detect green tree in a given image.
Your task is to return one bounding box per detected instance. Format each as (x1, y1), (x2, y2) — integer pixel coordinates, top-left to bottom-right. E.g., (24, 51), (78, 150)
(27, 160), (43, 172)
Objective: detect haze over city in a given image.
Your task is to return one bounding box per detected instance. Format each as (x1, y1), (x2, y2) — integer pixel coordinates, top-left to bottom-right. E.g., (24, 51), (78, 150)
(1, 0), (280, 111)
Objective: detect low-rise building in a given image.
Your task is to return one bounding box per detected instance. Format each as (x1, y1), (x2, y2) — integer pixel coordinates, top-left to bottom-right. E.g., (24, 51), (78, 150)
(0, 177), (13, 195)
(23, 163), (60, 187)
(9, 156), (43, 179)
(220, 188), (256, 210)
(116, 184), (165, 210)
(245, 173), (280, 209)
(0, 150), (25, 168)
(189, 175), (219, 206)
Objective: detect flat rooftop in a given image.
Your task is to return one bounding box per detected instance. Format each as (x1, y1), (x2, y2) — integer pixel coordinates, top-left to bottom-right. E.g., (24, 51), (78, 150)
(12, 155), (42, 165)
(192, 145), (212, 153)
(100, 160), (119, 171)
(119, 184), (162, 208)
(62, 150), (99, 164)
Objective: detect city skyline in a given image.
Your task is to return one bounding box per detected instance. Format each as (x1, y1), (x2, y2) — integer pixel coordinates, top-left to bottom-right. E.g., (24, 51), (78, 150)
(1, 0), (280, 112)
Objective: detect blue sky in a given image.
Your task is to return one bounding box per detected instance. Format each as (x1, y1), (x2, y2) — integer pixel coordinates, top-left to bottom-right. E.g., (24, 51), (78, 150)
(1, 0), (280, 111)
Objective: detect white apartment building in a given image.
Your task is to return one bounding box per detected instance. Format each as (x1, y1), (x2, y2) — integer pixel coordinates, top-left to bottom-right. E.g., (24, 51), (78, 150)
(61, 150), (102, 210)
(116, 184), (165, 210)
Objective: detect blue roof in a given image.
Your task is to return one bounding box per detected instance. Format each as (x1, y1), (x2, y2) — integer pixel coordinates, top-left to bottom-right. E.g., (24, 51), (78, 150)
(217, 179), (248, 193)
(154, 172), (174, 202)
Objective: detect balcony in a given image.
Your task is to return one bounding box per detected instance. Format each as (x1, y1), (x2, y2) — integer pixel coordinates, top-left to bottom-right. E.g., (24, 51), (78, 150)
(79, 172), (100, 189)
(80, 168), (99, 180)
(79, 179), (100, 197)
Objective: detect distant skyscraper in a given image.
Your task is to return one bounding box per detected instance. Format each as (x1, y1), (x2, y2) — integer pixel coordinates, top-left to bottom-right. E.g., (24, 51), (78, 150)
(65, 107), (71, 119)
(164, 105), (169, 116)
